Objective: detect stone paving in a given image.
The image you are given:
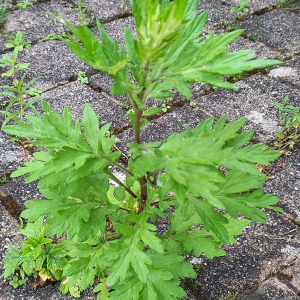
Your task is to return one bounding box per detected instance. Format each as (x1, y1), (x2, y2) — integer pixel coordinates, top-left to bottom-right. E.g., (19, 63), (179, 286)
(0, 0), (299, 299)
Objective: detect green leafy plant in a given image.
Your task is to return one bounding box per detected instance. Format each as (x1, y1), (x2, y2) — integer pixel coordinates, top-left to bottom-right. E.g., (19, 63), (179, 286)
(0, 47), (29, 78)
(269, 94), (300, 151)
(16, 1), (33, 9)
(5, 31), (31, 51)
(77, 70), (88, 84)
(1, 217), (68, 288)
(2, 0), (282, 299)
(230, 0), (249, 13)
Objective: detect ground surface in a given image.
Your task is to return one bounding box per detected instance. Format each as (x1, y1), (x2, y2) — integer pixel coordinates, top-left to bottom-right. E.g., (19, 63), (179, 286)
(0, 0), (299, 299)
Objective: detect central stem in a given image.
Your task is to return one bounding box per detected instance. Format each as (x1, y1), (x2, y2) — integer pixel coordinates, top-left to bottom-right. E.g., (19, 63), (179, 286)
(135, 108), (147, 213)
(135, 60), (150, 213)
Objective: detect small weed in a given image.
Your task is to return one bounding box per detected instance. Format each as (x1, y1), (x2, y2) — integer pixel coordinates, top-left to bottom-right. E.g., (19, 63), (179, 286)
(77, 71), (88, 84)
(0, 47), (30, 79)
(75, 0), (89, 25)
(230, 0), (249, 13)
(219, 17), (229, 28)
(269, 95), (300, 151)
(0, 73), (43, 126)
(0, 48), (43, 155)
(0, 175), (10, 183)
(190, 102), (200, 111)
(45, 9), (64, 27)
(161, 103), (171, 112)
(217, 292), (238, 300)
(5, 31), (31, 51)
(16, 1), (33, 9)
(231, 73), (244, 83)
(42, 32), (67, 42)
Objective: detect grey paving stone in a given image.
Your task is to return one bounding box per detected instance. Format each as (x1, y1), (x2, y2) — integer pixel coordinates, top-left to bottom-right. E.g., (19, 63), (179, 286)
(191, 211), (300, 299)
(269, 56), (300, 87)
(228, 0), (279, 13)
(293, 1), (300, 8)
(0, 130), (32, 177)
(3, 0), (85, 43)
(257, 278), (300, 300)
(192, 74), (300, 143)
(0, 33), (8, 54)
(228, 36), (284, 60)
(0, 76), (14, 104)
(71, 0), (131, 22)
(0, 176), (42, 209)
(92, 15), (136, 46)
(16, 40), (93, 91)
(197, 0), (237, 33)
(40, 81), (127, 128)
(263, 144), (300, 220)
(241, 9), (300, 56)
(0, 281), (96, 300)
(0, 203), (23, 276)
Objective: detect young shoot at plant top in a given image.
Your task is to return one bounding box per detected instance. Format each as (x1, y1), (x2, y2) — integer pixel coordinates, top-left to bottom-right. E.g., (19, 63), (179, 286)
(1, 0), (283, 299)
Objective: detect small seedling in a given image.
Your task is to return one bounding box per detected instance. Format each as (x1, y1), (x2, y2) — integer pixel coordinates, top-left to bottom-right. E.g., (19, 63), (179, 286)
(77, 70), (88, 84)
(5, 31), (31, 51)
(0, 47), (30, 78)
(75, 0), (89, 25)
(0, 47), (43, 154)
(161, 103), (171, 112)
(45, 9), (64, 27)
(0, 174), (10, 183)
(217, 292), (238, 300)
(42, 32), (67, 41)
(16, 1), (33, 9)
(230, 0), (249, 13)
(270, 95), (300, 151)
(0, 73), (42, 126)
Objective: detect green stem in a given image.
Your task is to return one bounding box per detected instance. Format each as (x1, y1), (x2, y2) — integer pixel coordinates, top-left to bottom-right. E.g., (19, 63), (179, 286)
(135, 61), (152, 213)
(92, 151), (133, 177)
(109, 172), (138, 199)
